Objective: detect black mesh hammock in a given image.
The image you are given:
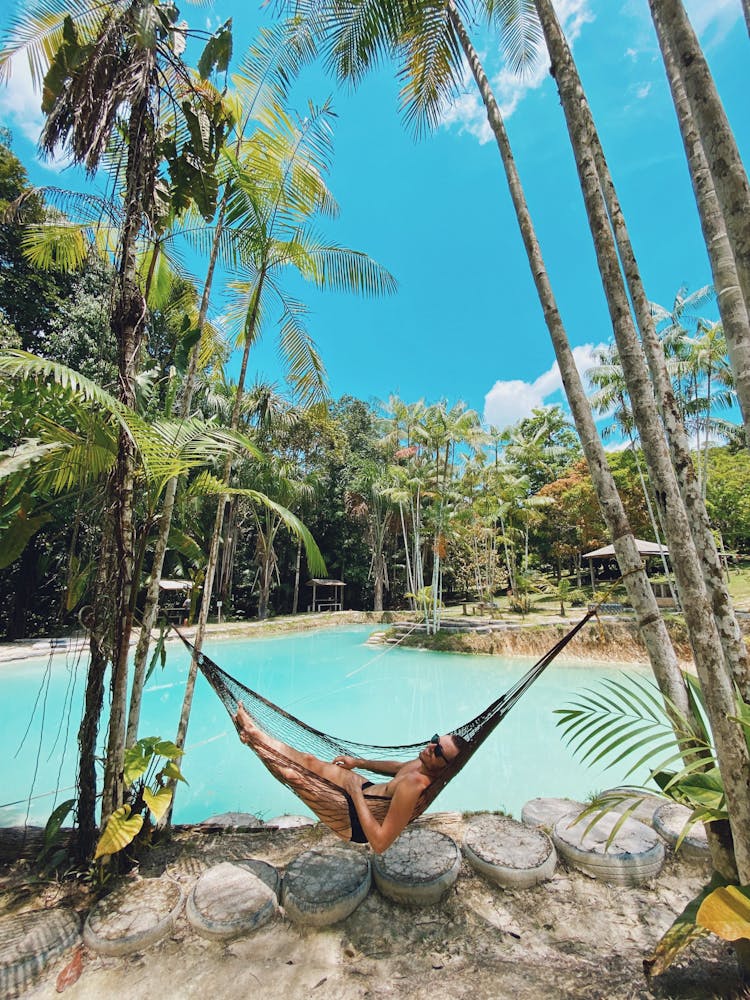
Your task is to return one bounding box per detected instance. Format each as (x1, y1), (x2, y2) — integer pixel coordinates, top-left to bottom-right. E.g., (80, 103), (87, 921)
(176, 610), (595, 843)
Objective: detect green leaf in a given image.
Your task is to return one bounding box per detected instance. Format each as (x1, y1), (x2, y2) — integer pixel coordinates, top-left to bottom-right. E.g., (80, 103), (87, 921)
(123, 747), (151, 786)
(143, 787), (172, 823)
(162, 761), (187, 784)
(696, 885), (750, 942)
(0, 508), (51, 568)
(94, 806), (143, 859)
(144, 632), (167, 686)
(41, 798), (75, 850)
(198, 19), (233, 79)
(153, 740), (183, 759)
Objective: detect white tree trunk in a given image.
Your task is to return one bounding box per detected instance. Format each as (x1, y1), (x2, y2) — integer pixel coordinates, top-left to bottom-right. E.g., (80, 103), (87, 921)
(648, 0), (750, 318)
(651, 6), (750, 448)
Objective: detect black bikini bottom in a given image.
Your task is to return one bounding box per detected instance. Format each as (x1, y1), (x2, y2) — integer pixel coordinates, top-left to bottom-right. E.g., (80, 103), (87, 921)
(346, 780), (374, 844)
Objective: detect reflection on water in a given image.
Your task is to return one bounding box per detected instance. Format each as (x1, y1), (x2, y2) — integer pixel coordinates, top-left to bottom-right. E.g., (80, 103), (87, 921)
(0, 625), (650, 827)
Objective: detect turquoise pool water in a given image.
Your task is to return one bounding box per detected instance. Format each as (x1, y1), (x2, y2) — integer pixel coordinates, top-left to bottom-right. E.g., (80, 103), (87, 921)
(0, 625), (650, 828)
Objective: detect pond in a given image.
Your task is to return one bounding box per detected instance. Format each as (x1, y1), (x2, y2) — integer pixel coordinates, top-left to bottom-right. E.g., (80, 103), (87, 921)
(0, 624), (651, 828)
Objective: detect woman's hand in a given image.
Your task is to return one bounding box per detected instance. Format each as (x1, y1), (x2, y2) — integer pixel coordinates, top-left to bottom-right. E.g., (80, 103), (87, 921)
(332, 755), (358, 770)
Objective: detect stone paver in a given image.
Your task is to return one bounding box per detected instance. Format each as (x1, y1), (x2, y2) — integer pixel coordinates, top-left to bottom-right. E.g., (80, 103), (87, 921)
(282, 847), (371, 926)
(521, 797), (585, 830)
(0, 908), (81, 999)
(653, 802), (710, 861)
(553, 811), (665, 886)
(372, 828), (461, 906)
(83, 878), (184, 956)
(463, 814), (557, 888)
(187, 861), (279, 940)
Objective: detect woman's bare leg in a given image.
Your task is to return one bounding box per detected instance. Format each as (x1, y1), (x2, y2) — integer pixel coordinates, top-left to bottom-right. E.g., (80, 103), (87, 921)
(233, 702), (363, 791)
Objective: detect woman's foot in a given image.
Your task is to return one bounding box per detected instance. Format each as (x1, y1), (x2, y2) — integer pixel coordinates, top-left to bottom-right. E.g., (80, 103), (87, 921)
(233, 701), (260, 744)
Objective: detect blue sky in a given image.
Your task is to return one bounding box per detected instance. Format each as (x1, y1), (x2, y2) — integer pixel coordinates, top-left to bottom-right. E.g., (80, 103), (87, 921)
(1, 0), (748, 432)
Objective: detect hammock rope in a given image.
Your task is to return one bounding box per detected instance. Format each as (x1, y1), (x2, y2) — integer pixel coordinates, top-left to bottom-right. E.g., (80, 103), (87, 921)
(174, 609), (597, 843)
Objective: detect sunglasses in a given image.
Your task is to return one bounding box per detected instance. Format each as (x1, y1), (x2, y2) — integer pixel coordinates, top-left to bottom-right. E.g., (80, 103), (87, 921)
(430, 734), (447, 760)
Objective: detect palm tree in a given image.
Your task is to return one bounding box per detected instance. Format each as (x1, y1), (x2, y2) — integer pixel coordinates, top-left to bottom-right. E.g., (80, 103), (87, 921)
(296, 0), (750, 881)
(345, 462), (395, 612)
(299, 0), (689, 709)
(652, 20), (750, 448)
(1, 0), (234, 837)
(532, 0), (750, 882)
(126, 20), (318, 748)
(170, 105), (397, 777)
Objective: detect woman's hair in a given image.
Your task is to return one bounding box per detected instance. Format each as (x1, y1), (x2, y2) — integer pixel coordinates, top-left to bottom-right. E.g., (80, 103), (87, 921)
(449, 733), (468, 753)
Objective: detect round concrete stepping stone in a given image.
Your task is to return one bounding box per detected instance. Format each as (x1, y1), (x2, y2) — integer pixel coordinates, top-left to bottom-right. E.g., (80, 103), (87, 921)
(282, 847), (371, 927)
(83, 878), (184, 956)
(371, 828), (461, 906)
(187, 861), (279, 940)
(0, 908), (81, 1000)
(199, 811), (263, 828)
(600, 788), (664, 826)
(653, 802), (710, 861)
(553, 810), (665, 885)
(463, 814), (557, 889)
(521, 797), (585, 830)
(267, 814), (316, 830)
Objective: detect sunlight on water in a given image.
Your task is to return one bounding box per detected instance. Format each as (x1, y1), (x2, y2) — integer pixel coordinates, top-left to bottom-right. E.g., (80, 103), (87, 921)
(0, 625), (652, 827)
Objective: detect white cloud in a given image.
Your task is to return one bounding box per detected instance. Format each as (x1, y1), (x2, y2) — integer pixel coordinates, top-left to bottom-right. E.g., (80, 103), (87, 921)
(684, 0), (741, 39)
(440, 0), (594, 142)
(0, 57), (44, 143)
(483, 341), (606, 429)
(635, 81), (652, 99)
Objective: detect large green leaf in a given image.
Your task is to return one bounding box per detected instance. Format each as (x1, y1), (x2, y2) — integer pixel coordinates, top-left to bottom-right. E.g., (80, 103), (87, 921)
(123, 746), (152, 786)
(143, 787), (172, 823)
(94, 806), (143, 859)
(0, 508), (51, 568)
(697, 886), (750, 941)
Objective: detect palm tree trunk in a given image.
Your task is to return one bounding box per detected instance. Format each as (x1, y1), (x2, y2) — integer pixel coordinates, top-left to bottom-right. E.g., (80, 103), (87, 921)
(449, 1), (690, 717)
(743, 0), (750, 38)
(102, 85), (153, 823)
(648, 0), (750, 318)
(126, 197), (226, 747)
(652, 9), (750, 448)
(534, 0), (750, 881)
(581, 28), (750, 700)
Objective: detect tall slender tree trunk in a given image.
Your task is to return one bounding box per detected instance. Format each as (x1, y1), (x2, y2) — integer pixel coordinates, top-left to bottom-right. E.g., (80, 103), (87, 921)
(449, 2), (690, 718)
(534, 0), (750, 881)
(652, 8), (750, 447)
(292, 537), (302, 613)
(74, 528), (115, 861)
(101, 85), (154, 823)
(126, 198), (227, 746)
(648, 0), (750, 318)
(743, 0), (750, 38)
(168, 280), (265, 816)
(585, 97), (750, 698)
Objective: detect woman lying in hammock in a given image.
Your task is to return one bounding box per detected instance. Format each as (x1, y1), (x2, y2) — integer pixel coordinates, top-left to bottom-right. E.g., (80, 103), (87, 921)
(233, 702), (466, 853)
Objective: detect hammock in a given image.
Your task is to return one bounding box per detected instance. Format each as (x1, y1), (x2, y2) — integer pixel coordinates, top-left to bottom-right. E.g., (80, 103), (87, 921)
(176, 610), (595, 843)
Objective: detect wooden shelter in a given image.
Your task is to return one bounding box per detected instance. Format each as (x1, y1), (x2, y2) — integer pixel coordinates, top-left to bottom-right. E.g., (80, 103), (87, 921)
(581, 539), (676, 606)
(307, 579), (345, 612)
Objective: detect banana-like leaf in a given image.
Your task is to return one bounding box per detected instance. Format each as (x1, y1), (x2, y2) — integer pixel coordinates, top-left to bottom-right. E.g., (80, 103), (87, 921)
(143, 787), (172, 823)
(696, 885), (750, 941)
(0, 508), (51, 568)
(644, 874), (726, 978)
(94, 806), (144, 859)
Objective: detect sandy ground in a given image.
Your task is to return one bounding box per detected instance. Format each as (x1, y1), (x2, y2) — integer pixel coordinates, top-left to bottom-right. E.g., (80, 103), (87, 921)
(1, 813), (746, 1000)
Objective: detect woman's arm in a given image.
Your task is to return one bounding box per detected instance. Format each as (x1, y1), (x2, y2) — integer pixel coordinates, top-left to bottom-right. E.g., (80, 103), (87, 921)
(332, 755), (403, 776)
(345, 772), (423, 853)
